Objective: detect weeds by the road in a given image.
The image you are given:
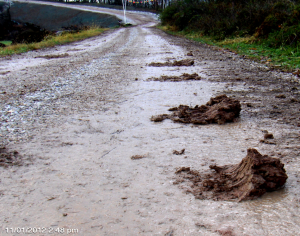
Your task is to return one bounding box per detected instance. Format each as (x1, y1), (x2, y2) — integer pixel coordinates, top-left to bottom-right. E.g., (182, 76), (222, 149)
(159, 26), (300, 71)
(219, 40), (300, 71)
(0, 27), (108, 57)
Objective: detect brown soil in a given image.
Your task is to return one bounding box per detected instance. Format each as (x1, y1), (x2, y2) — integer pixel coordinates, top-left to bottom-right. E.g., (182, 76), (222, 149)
(173, 149), (185, 155)
(260, 131), (276, 144)
(148, 73), (201, 82)
(260, 139), (276, 145)
(0, 147), (22, 167)
(264, 133), (274, 139)
(151, 94), (241, 125)
(174, 149), (288, 201)
(36, 53), (69, 59)
(216, 228), (235, 236)
(148, 59), (194, 67)
(131, 155), (145, 160)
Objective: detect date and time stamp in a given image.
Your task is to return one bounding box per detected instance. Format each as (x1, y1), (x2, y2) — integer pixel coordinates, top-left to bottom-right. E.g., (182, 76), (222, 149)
(4, 227), (79, 235)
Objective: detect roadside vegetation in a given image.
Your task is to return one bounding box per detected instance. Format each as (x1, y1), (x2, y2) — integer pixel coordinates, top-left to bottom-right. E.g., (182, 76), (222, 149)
(0, 41), (12, 46)
(0, 27), (108, 57)
(160, 0), (300, 71)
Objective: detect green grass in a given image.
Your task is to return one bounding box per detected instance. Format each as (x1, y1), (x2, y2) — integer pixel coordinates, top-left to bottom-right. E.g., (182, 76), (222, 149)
(159, 25), (300, 72)
(0, 27), (108, 57)
(218, 40), (300, 71)
(0, 41), (12, 46)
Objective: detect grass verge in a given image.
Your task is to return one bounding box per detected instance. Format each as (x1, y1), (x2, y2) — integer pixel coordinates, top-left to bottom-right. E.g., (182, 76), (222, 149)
(0, 27), (108, 57)
(219, 40), (300, 71)
(158, 25), (300, 72)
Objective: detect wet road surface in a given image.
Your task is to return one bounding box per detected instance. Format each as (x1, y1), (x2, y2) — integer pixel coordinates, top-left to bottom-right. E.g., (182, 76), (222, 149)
(1, 2), (300, 235)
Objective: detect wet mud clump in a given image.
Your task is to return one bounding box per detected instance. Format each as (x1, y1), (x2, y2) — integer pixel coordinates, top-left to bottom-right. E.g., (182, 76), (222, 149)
(0, 147), (22, 167)
(187, 51), (193, 56)
(148, 59), (194, 67)
(175, 149), (288, 201)
(151, 94), (241, 125)
(173, 149), (185, 155)
(148, 73), (201, 82)
(260, 130), (276, 144)
(131, 155), (145, 160)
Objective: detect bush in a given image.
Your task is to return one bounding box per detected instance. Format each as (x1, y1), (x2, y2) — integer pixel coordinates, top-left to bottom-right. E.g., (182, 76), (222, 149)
(12, 23), (50, 44)
(160, 0), (202, 31)
(160, 0), (300, 46)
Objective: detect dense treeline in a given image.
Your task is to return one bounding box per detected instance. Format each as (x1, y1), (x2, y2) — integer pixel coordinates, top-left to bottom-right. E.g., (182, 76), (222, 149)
(160, 0), (300, 47)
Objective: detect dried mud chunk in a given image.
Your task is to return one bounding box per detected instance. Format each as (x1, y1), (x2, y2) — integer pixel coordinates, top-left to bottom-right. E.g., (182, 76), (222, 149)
(264, 133), (274, 139)
(151, 94), (241, 125)
(175, 166), (190, 174)
(148, 62), (168, 67)
(173, 149), (185, 155)
(172, 59), (194, 66)
(216, 228), (235, 236)
(260, 131), (275, 144)
(131, 155), (145, 160)
(149, 73), (201, 82)
(175, 149), (288, 201)
(148, 59), (194, 67)
(150, 114), (169, 122)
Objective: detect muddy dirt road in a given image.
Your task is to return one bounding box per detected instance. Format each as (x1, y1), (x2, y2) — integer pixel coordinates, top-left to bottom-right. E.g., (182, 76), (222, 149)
(1, 1), (300, 235)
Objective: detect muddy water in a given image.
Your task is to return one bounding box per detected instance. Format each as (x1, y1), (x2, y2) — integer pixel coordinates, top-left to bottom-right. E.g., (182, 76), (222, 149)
(1, 2), (300, 236)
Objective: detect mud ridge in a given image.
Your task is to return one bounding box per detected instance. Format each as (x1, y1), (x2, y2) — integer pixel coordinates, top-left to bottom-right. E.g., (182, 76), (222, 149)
(148, 73), (201, 82)
(174, 149), (288, 201)
(151, 94), (241, 125)
(148, 59), (194, 67)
